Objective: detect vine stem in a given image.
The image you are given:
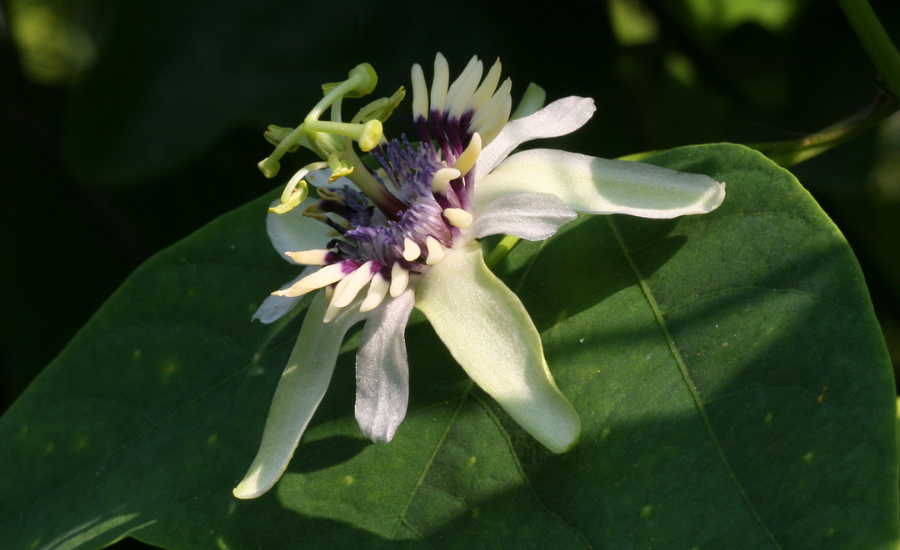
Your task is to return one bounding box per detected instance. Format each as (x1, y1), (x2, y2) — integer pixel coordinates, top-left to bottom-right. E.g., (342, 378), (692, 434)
(838, 0), (900, 98)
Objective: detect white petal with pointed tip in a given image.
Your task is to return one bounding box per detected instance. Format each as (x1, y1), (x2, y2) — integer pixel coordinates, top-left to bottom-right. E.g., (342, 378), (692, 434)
(469, 192), (577, 241)
(476, 96), (596, 179)
(476, 149), (726, 219)
(233, 292), (366, 499)
(415, 243), (580, 453)
(355, 290), (416, 443)
(252, 266), (316, 324)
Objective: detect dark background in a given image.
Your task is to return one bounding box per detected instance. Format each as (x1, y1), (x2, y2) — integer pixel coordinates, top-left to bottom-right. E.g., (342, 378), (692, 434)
(1, 4), (899, 546)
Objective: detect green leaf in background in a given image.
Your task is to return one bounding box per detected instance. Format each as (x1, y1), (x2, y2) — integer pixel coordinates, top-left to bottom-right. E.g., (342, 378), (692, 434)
(0, 144), (895, 549)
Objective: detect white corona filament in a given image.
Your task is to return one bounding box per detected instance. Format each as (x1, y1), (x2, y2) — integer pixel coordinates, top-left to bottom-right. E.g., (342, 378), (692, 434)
(466, 58), (502, 114)
(284, 249), (330, 265)
(430, 53), (450, 115)
(479, 94), (513, 145)
(469, 78), (512, 137)
(446, 56), (483, 121)
(390, 263), (409, 297)
(360, 271), (390, 312)
(402, 238), (422, 261)
(452, 132), (482, 176)
(333, 261), (376, 308)
(431, 167), (461, 194)
(411, 63), (429, 121)
(273, 262), (348, 297)
(323, 275), (354, 323)
(443, 208), (473, 229)
(425, 236), (446, 265)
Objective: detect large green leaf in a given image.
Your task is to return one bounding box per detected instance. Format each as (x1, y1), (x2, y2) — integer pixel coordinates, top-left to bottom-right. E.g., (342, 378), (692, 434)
(1, 144), (896, 549)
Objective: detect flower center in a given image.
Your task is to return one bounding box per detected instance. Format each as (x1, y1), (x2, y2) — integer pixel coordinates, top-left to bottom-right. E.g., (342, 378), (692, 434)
(260, 54), (512, 321)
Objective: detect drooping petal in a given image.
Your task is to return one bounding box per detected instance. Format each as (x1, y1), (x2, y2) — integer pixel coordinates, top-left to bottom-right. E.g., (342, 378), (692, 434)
(415, 243), (581, 453)
(252, 266), (316, 324)
(233, 292), (366, 499)
(475, 96), (596, 178)
(355, 290), (416, 443)
(475, 149), (726, 218)
(266, 197), (337, 263)
(468, 192), (577, 241)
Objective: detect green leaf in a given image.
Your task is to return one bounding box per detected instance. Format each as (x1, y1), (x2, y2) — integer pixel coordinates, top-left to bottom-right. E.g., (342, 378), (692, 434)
(1, 143), (896, 549)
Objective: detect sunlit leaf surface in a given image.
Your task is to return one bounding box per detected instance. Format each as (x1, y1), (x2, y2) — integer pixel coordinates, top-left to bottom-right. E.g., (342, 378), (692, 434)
(1, 144), (895, 549)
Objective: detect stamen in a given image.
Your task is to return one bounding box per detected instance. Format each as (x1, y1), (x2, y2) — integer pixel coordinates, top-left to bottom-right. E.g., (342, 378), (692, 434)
(317, 187), (345, 203)
(411, 63), (429, 121)
(430, 53), (450, 116)
(303, 119), (383, 152)
(432, 167), (462, 194)
(446, 56), (482, 120)
(390, 263), (409, 297)
(360, 271), (390, 312)
(284, 250), (332, 265)
(402, 238), (422, 261)
(425, 236), (446, 265)
(333, 261), (376, 308)
(452, 132), (482, 176)
(270, 169), (309, 214)
(273, 262), (354, 297)
(467, 58), (503, 114)
(307, 63), (378, 122)
(327, 153), (354, 182)
(443, 208), (473, 229)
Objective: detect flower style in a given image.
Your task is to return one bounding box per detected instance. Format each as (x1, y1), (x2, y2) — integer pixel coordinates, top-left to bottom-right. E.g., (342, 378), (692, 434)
(233, 54), (725, 499)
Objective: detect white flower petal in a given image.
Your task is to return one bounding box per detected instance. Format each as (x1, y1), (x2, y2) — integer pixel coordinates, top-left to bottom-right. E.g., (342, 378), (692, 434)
(266, 198), (335, 263)
(252, 266), (316, 324)
(469, 192), (577, 241)
(415, 243), (581, 453)
(476, 149), (726, 219)
(355, 290), (416, 443)
(266, 169), (362, 262)
(234, 292), (366, 499)
(476, 96), (596, 178)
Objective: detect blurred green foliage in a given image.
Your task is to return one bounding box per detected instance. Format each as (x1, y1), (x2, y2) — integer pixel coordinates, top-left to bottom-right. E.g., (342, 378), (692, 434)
(1, 2), (900, 547)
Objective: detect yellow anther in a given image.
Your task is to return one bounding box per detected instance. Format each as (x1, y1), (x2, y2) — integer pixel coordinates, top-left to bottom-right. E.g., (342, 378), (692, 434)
(352, 87), (407, 125)
(269, 197), (302, 214)
(327, 153), (354, 182)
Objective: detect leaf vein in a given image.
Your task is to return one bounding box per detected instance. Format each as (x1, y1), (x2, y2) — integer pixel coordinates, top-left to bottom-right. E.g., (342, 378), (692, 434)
(470, 392), (594, 549)
(607, 216), (783, 550)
